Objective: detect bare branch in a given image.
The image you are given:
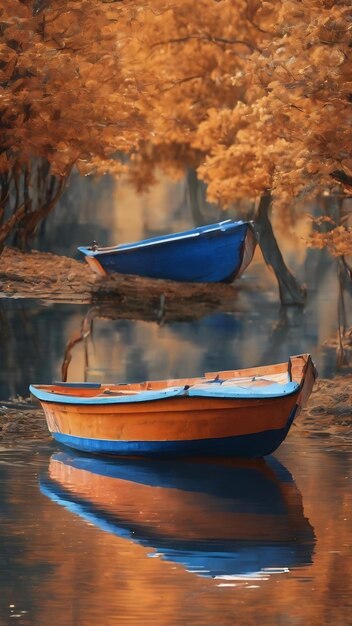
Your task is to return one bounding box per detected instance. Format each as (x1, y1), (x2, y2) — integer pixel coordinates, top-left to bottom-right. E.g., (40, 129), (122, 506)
(159, 74), (206, 92)
(151, 33), (256, 52)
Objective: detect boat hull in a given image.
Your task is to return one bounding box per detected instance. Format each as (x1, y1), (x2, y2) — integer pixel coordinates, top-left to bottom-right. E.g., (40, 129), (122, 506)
(78, 220), (256, 282)
(39, 394), (299, 458)
(30, 354), (316, 458)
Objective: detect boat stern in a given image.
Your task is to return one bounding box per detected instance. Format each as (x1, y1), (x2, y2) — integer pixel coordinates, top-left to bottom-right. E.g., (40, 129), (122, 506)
(234, 222), (257, 279)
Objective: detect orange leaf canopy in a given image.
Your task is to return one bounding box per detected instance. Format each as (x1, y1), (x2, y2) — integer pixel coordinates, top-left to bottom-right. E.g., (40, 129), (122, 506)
(0, 0), (148, 176)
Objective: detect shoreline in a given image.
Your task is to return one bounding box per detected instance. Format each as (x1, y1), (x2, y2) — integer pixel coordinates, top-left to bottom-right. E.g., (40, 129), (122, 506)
(0, 246), (244, 322)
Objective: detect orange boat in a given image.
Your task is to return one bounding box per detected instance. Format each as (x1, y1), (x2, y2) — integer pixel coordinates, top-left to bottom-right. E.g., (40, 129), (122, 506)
(40, 453), (315, 579)
(30, 354), (317, 458)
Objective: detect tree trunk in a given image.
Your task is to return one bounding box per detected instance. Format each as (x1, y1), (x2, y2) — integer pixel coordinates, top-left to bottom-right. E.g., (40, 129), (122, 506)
(0, 203), (26, 254)
(0, 160), (69, 254)
(186, 169), (223, 226)
(186, 169), (208, 225)
(186, 172), (305, 305)
(254, 194), (306, 305)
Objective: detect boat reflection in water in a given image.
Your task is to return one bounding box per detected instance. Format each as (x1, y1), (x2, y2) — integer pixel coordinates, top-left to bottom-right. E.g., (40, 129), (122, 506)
(40, 453), (315, 581)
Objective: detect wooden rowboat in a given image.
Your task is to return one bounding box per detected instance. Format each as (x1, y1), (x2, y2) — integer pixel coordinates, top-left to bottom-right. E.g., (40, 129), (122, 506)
(77, 219), (256, 281)
(30, 354), (317, 458)
(40, 453), (315, 579)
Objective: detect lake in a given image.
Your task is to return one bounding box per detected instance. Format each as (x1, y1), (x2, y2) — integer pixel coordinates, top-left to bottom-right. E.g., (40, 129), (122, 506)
(0, 435), (351, 625)
(0, 175), (351, 624)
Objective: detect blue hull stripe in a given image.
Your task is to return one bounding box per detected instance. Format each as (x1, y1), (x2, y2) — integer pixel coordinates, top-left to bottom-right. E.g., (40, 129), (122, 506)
(52, 411), (297, 458)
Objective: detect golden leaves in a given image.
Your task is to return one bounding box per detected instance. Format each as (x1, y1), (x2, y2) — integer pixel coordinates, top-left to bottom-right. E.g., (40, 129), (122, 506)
(192, 0), (352, 212)
(0, 0), (148, 177)
(309, 225), (352, 257)
(1, 0), (352, 260)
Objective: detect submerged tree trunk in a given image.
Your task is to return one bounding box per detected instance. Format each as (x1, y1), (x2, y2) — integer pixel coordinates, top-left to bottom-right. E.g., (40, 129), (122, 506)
(254, 194), (306, 305)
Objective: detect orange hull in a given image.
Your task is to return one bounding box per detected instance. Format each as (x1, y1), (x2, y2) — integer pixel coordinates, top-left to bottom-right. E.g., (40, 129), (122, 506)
(30, 354), (317, 457)
(41, 394), (298, 441)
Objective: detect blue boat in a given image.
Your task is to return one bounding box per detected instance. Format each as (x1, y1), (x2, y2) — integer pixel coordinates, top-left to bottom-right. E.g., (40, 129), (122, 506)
(77, 219), (256, 282)
(40, 453), (315, 580)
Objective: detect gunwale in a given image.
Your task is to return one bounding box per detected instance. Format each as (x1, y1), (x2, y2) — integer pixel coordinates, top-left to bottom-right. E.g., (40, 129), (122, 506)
(30, 354), (310, 405)
(78, 219), (249, 257)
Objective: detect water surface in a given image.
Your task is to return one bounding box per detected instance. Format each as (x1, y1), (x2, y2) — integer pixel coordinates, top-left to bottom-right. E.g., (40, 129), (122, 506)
(0, 436), (351, 625)
(1, 176), (351, 625)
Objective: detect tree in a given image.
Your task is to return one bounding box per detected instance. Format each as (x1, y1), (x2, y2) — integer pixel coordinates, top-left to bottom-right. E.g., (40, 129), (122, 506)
(121, 1), (307, 301)
(2, 0), (351, 275)
(118, 0), (352, 298)
(0, 0), (147, 250)
(194, 1), (352, 254)
(125, 0), (264, 189)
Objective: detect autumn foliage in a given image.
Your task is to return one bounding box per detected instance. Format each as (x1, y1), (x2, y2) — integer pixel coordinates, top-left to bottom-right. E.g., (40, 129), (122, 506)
(125, 0), (352, 255)
(0, 0), (146, 248)
(0, 0), (351, 255)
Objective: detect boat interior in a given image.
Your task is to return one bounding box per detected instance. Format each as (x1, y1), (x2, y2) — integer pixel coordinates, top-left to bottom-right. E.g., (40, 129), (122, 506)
(31, 355), (312, 399)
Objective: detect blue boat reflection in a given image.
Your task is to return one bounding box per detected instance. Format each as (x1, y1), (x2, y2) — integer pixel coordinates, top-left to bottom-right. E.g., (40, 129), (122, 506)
(40, 453), (315, 580)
